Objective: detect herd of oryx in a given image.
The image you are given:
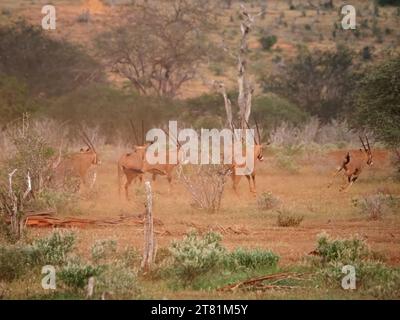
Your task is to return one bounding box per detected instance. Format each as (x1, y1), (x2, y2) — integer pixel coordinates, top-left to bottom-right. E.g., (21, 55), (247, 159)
(52, 120), (374, 200)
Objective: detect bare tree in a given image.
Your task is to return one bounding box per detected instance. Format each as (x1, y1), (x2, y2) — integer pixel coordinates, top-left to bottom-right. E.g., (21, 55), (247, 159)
(0, 169), (32, 240)
(210, 5), (262, 129)
(97, 0), (217, 97)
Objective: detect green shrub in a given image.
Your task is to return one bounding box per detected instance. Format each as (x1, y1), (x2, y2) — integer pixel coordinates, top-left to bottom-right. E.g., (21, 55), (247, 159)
(209, 62), (224, 76)
(318, 259), (400, 299)
(96, 263), (139, 299)
(277, 210), (304, 227)
(169, 231), (226, 282)
(315, 233), (370, 265)
(91, 239), (117, 264)
(252, 94), (309, 130)
(58, 258), (103, 290)
(33, 230), (76, 265)
(275, 154), (299, 174)
(259, 35), (277, 51)
(33, 189), (81, 215)
(0, 245), (41, 281)
(225, 248), (279, 269)
(257, 192), (281, 211)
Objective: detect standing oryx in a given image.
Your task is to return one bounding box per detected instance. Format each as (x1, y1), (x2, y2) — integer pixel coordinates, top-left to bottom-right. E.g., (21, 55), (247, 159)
(141, 129), (183, 190)
(117, 120), (150, 200)
(118, 125), (183, 200)
(229, 120), (265, 195)
(53, 130), (99, 192)
(329, 135), (373, 192)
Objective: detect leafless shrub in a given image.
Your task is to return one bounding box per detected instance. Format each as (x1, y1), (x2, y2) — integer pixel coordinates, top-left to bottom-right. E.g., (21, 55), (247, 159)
(276, 209), (304, 227)
(257, 192), (281, 211)
(269, 118), (373, 148)
(352, 190), (399, 220)
(0, 169), (31, 240)
(177, 164), (229, 213)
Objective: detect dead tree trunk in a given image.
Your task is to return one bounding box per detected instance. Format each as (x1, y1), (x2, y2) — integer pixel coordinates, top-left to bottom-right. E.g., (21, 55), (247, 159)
(208, 5), (261, 129)
(0, 169), (32, 240)
(212, 81), (233, 127)
(141, 181), (156, 272)
(238, 5), (257, 130)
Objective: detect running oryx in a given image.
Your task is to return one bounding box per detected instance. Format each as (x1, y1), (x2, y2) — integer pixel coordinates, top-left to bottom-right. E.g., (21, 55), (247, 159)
(329, 135), (373, 192)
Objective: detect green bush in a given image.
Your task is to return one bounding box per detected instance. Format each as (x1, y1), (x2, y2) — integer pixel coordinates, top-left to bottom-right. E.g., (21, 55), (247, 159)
(33, 230), (76, 265)
(0, 76), (37, 124)
(33, 189), (81, 215)
(252, 94), (309, 130)
(315, 233), (400, 299)
(257, 192), (281, 211)
(0, 20), (104, 97)
(277, 210), (304, 227)
(275, 154), (299, 174)
(353, 56), (400, 149)
(259, 35), (277, 51)
(225, 248), (279, 269)
(91, 239), (117, 264)
(169, 231), (226, 282)
(0, 245), (41, 281)
(96, 263), (139, 299)
(315, 233), (370, 265)
(377, 0), (400, 5)
(58, 258), (103, 290)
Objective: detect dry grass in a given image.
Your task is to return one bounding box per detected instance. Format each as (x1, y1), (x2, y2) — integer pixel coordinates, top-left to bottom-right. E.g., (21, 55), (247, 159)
(23, 146), (400, 268)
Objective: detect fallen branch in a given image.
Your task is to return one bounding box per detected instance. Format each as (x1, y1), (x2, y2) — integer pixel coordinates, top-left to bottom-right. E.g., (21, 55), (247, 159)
(217, 272), (309, 292)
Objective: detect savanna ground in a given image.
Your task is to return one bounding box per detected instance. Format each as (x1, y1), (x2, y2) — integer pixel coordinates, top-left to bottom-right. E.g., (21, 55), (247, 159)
(4, 144), (399, 299)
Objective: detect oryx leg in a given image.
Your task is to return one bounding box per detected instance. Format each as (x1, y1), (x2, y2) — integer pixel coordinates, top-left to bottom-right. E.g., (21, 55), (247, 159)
(124, 172), (136, 200)
(232, 174), (241, 196)
(251, 173), (256, 194)
(166, 173), (173, 193)
(342, 176), (358, 193)
(327, 167), (343, 188)
(78, 174), (87, 194)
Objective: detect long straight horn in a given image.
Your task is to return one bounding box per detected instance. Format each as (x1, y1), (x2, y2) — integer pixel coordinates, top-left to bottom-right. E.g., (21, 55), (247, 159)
(81, 129), (96, 153)
(254, 117), (261, 145)
(129, 120), (140, 146)
(365, 135), (371, 151)
(359, 135), (367, 152)
(78, 124), (91, 150)
(141, 120), (145, 145)
(244, 119), (257, 144)
(163, 128), (180, 148)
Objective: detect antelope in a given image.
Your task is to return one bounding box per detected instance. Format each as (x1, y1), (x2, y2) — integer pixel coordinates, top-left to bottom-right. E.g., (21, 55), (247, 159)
(54, 130), (99, 191)
(229, 120), (265, 195)
(141, 129), (183, 190)
(329, 135), (373, 192)
(118, 125), (184, 200)
(117, 120), (150, 199)
(117, 144), (149, 200)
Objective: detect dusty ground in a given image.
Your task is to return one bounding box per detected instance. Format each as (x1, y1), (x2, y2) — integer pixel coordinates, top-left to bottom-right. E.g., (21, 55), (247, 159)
(28, 146), (400, 268)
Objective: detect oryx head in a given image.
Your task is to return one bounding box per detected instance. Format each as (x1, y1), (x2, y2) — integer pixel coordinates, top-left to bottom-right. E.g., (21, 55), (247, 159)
(244, 118), (264, 162)
(80, 129), (100, 165)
